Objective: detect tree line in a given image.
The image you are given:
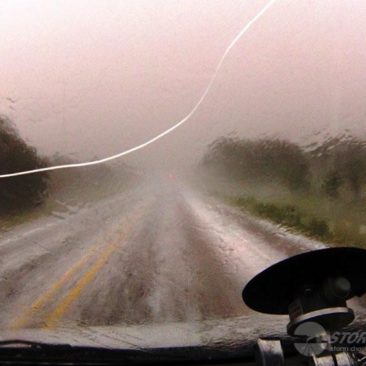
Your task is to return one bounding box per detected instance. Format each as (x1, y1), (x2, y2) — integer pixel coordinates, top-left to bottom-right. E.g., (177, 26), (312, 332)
(0, 116), (49, 214)
(0, 115), (138, 217)
(202, 135), (366, 200)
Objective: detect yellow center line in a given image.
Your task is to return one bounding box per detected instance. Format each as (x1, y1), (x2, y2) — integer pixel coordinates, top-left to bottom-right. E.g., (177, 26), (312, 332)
(10, 203), (151, 330)
(44, 241), (118, 329)
(10, 245), (99, 330)
(44, 214), (144, 328)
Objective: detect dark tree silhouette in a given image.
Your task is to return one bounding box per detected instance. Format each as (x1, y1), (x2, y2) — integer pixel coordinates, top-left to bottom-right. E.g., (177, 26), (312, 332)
(0, 116), (49, 213)
(322, 170), (343, 199)
(203, 137), (310, 190)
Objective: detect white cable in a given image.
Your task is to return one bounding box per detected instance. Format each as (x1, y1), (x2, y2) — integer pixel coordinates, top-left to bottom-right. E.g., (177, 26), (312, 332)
(0, 0), (276, 178)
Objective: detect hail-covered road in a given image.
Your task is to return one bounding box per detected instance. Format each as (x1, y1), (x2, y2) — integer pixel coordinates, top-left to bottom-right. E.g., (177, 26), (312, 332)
(0, 179), (341, 346)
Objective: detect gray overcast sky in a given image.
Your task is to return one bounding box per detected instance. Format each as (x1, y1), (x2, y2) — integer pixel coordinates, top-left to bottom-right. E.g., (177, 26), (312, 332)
(1, 0), (366, 169)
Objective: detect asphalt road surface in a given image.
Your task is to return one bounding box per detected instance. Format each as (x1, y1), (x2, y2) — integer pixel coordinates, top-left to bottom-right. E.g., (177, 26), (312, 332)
(0, 180), (331, 332)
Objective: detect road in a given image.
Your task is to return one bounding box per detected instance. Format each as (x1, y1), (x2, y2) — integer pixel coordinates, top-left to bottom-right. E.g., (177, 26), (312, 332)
(0, 179), (350, 339)
(0, 179), (327, 332)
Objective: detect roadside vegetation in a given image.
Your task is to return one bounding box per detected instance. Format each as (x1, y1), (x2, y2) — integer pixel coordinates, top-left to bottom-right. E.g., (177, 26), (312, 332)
(201, 135), (366, 247)
(0, 116), (49, 221)
(0, 115), (138, 231)
(47, 153), (138, 208)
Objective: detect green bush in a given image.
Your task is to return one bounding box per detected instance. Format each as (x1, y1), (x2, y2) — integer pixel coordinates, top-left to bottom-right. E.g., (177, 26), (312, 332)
(306, 218), (329, 238)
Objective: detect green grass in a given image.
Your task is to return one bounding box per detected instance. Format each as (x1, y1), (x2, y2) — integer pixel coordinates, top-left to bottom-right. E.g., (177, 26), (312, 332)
(0, 205), (47, 231)
(0, 177), (138, 232)
(227, 193), (366, 248)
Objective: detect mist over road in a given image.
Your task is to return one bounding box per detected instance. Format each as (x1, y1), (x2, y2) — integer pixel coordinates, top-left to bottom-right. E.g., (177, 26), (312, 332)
(0, 179), (328, 332)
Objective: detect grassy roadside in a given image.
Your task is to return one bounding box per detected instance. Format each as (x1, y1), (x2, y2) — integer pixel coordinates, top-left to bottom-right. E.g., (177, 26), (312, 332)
(199, 134), (366, 248)
(0, 176), (138, 232)
(0, 195), (72, 231)
(225, 192), (366, 248)
(0, 204), (50, 231)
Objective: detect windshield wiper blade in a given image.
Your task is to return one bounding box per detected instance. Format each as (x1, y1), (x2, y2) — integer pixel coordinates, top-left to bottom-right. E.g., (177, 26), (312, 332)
(0, 339), (72, 350)
(0, 341), (258, 365)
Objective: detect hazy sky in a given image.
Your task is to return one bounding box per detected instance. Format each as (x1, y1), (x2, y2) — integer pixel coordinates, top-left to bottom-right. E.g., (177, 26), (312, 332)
(1, 0), (366, 169)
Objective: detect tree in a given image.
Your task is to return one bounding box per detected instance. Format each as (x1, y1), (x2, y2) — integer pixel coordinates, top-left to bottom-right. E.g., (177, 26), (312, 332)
(322, 170), (343, 199)
(337, 141), (366, 200)
(0, 116), (49, 213)
(202, 137), (310, 191)
(318, 138), (366, 200)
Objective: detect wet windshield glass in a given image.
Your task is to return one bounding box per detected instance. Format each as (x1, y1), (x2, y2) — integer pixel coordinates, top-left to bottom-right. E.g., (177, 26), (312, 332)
(1, 0), (366, 349)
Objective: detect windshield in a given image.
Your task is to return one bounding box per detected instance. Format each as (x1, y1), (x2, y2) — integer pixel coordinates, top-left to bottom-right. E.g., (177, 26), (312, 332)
(1, 0), (366, 350)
